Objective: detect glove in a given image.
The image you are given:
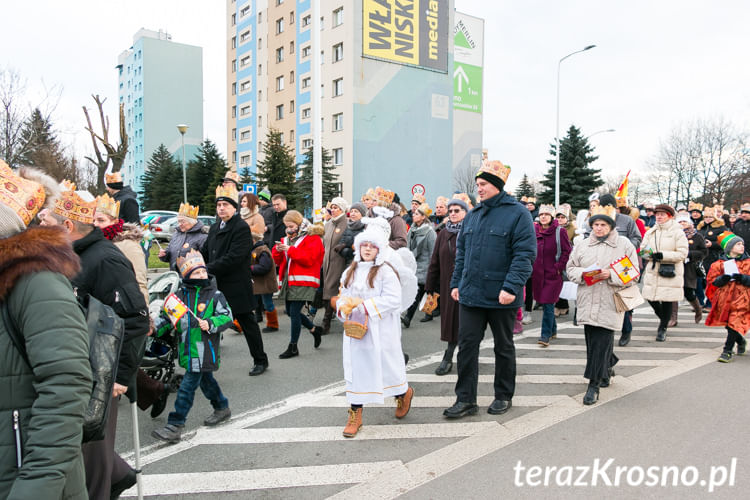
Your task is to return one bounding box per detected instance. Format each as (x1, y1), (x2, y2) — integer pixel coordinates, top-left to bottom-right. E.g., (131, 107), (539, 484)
(730, 273), (742, 281)
(652, 252), (664, 261)
(712, 274), (731, 287)
(738, 274), (750, 287)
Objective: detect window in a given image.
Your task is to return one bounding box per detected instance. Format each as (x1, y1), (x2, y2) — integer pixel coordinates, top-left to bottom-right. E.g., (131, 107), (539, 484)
(276, 104), (284, 120)
(232, 36), (236, 49)
(301, 45), (311, 58)
(276, 47), (284, 62)
(333, 78), (343, 96)
(240, 78), (252, 93)
(333, 7), (343, 26)
(231, 82), (236, 95)
(289, 100), (295, 112)
(240, 29), (251, 43)
(240, 154), (250, 166)
(320, 16), (325, 29)
(302, 107), (311, 119)
(279, 133), (285, 145)
(276, 75), (284, 91)
(232, 128), (237, 140)
(290, 11), (295, 24)
(259, 89), (263, 100)
(258, 37), (262, 48)
(232, 151), (237, 163)
(333, 43), (343, 62)
(258, 63), (262, 75)
(232, 59), (236, 72)
(302, 138), (312, 149)
(258, 115), (262, 126)
(240, 5), (250, 17)
(302, 14), (311, 26)
(241, 105), (251, 116)
(333, 113), (343, 131)
(276, 0), (284, 4)
(290, 70), (294, 83)
(231, 13), (236, 25)
(290, 130), (295, 142)
(240, 55), (251, 68)
(302, 77), (311, 89)
(258, 12), (262, 23)
(276, 18), (284, 34)
(320, 50), (325, 64)
(240, 130), (251, 141)
(333, 148), (343, 165)
(290, 41), (295, 54)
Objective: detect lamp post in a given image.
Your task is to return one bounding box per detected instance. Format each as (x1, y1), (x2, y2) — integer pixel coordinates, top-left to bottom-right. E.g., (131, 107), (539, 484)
(555, 44), (596, 207)
(177, 124), (188, 203)
(586, 128), (616, 140)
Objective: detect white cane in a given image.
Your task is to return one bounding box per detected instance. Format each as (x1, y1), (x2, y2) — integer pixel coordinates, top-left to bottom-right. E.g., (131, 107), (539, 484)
(130, 402), (144, 500)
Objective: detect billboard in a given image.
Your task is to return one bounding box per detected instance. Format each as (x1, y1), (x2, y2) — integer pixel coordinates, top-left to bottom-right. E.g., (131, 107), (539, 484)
(453, 12), (484, 113)
(362, 0), (449, 73)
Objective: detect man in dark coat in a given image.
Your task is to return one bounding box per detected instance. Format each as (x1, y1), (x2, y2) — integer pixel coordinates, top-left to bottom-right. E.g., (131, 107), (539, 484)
(203, 184), (269, 376)
(734, 203), (750, 245)
(46, 185), (149, 499)
(105, 171), (140, 224)
(264, 193), (288, 247)
(444, 161), (536, 419)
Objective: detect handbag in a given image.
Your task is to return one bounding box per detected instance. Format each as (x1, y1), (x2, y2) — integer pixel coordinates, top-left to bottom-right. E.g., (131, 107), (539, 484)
(613, 286), (645, 312)
(419, 293), (440, 315)
(658, 263), (676, 278)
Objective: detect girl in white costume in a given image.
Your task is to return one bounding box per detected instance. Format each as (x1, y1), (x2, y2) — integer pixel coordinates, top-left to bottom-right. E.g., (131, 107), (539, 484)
(337, 226), (414, 438)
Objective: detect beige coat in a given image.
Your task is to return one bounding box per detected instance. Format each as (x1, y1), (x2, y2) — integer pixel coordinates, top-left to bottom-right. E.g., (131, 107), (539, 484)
(566, 229), (638, 331)
(242, 208), (266, 238)
(640, 218), (689, 302)
(322, 214), (348, 300)
(113, 223), (149, 302)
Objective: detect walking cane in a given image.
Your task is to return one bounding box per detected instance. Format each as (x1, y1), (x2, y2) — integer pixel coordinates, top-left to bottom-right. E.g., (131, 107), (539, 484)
(131, 402), (144, 500)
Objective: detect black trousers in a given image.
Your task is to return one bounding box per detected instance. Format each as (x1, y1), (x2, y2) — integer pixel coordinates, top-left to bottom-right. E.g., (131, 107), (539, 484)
(724, 327), (745, 353)
(648, 300), (673, 330)
(455, 305), (516, 403)
(405, 284), (427, 321)
(583, 325), (618, 385)
(236, 312), (268, 365)
(684, 286), (697, 301)
(524, 278), (534, 312)
(83, 397), (130, 499)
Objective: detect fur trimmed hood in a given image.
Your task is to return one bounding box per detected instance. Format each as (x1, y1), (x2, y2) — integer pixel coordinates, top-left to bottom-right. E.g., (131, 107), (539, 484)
(112, 222), (143, 243)
(0, 226), (80, 300)
(304, 222), (325, 237)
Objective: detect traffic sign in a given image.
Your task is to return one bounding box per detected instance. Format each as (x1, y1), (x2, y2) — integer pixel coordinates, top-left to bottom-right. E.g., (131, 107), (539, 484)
(412, 184), (426, 197)
(243, 183), (257, 194)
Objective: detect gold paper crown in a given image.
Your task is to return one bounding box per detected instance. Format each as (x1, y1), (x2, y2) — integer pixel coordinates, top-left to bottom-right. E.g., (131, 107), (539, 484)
(95, 193), (120, 219)
(538, 204), (555, 216)
(436, 196), (449, 205)
(416, 203), (432, 217)
(556, 204), (571, 218)
(176, 249), (206, 277)
(520, 196), (537, 204)
(374, 186), (395, 204)
(361, 188), (376, 202)
(589, 204), (617, 222)
(476, 160), (511, 184)
(54, 181), (95, 224)
(223, 170), (241, 184)
(105, 171), (123, 184)
(688, 201), (703, 212)
(412, 193), (426, 204)
(0, 160), (47, 226)
(215, 183), (238, 201)
(178, 202), (199, 219)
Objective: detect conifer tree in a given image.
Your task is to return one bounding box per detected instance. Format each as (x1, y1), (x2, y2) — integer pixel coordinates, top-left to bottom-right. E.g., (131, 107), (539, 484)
(198, 140), (229, 216)
(140, 144), (183, 211)
(296, 145), (340, 213)
(515, 173), (535, 199)
(18, 108), (74, 181)
(254, 128), (297, 207)
(187, 139), (225, 211)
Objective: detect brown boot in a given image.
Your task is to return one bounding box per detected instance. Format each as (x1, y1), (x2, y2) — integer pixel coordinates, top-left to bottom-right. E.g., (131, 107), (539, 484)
(263, 309), (279, 333)
(322, 303), (333, 334)
(395, 387), (414, 419)
(667, 302), (678, 327)
(342, 407), (363, 438)
(689, 298), (702, 324)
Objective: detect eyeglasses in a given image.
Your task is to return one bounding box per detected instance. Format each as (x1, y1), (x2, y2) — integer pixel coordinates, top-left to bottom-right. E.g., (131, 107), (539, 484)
(448, 208), (463, 214)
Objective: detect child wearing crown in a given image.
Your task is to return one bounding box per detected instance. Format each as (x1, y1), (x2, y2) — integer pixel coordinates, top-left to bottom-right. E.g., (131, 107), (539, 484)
(336, 226), (413, 438)
(151, 249), (234, 443)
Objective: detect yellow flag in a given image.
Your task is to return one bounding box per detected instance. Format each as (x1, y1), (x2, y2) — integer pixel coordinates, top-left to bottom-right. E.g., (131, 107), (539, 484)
(163, 293), (189, 327)
(615, 170), (630, 199)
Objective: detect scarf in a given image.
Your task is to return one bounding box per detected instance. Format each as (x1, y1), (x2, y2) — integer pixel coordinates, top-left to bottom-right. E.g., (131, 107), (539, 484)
(101, 219), (124, 240)
(682, 225), (697, 238)
(348, 219), (364, 231)
(445, 220), (463, 234)
(240, 207), (251, 219)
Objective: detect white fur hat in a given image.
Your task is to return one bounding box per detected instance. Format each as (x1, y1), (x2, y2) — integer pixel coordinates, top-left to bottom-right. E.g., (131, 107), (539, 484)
(353, 227), (388, 266)
(362, 215), (392, 240)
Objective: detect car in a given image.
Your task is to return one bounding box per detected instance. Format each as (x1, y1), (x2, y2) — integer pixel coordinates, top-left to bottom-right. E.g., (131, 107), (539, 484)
(140, 210), (177, 225)
(198, 215), (216, 227)
(152, 215), (216, 242)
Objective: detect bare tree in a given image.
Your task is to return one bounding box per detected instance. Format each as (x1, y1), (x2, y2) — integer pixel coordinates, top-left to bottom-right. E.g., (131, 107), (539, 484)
(452, 162), (477, 195)
(83, 95), (128, 194)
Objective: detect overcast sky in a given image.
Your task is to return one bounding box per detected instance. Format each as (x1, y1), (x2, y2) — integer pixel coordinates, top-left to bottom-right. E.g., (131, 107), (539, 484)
(2, 0), (749, 192)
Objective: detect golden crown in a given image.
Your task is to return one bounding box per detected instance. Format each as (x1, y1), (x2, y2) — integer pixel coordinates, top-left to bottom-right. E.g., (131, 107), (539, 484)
(361, 188), (376, 202)
(417, 203), (432, 217)
(741, 203), (750, 213)
(590, 204), (617, 221)
(104, 171), (123, 184)
(412, 193), (426, 204)
(688, 201), (703, 211)
(521, 196), (537, 204)
(476, 160), (511, 183)
(374, 186), (395, 204)
(176, 249), (206, 277)
(178, 202), (200, 219)
(95, 193), (120, 219)
(436, 196), (449, 205)
(0, 160), (47, 227)
(54, 181), (95, 224)
(454, 192), (474, 209)
(556, 205), (571, 218)
(538, 204), (555, 216)
(215, 183), (238, 201)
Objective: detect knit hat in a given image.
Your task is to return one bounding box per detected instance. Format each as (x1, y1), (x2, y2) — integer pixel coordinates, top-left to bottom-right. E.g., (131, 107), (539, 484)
(0, 161), (58, 237)
(599, 194), (617, 208)
(538, 204), (555, 217)
(447, 198), (469, 212)
(330, 196), (349, 213)
(654, 204), (675, 217)
(718, 231), (744, 256)
(475, 160), (510, 191)
(176, 248), (207, 278)
(353, 226), (388, 266)
(104, 171), (124, 190)
(258, 188), (271, 202)
(453, 192), (474, 210)
(741, 203), (750, 214)
(349, 202), (367, 217)
(675, 213), (691, 224)
(589, 205), (617, 228)
(215, 183), (239, 208)
(283, 209), (304, 226)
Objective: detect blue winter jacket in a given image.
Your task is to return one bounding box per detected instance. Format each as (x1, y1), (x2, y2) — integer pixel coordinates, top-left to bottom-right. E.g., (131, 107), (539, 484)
(450, 191), (536, 309)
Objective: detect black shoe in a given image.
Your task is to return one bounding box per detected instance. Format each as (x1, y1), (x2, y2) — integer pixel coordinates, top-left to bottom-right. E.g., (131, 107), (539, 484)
(738, 337), (747, 356)
(487, 399), (512, 415)
(443, 401), (479, 419)
(310, 327), (322, 348)
(150, 383), (169, 419)
(279, 343), (299, 359)
(401, 315), (411, 329)
(249, 363), (268, 375)
(110, 467), (137, 499)
(432, 309), (440, 318)
(419, 315), (433, 323)
(583, 386), (599, 405)
(434, 359), (453, 376)
(618, 331), (631, 347)
(262, 325), (278, 333)
(403, 353), (410, 364)
(656, 328), (667, 342)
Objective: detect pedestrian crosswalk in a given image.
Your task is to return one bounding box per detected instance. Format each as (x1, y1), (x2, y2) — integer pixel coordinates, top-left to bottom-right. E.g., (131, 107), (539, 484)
(123, 306), (726, 498)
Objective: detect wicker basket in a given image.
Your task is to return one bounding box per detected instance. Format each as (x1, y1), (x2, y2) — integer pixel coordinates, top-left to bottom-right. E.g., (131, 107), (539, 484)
(344, 315), (368, 339)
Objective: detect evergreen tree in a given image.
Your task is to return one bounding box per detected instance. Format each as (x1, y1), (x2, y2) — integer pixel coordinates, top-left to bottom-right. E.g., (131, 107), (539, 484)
(296, 145), (340, 213)
(254, 128), (297, 207)
(201, 145), (229, 216)
(515, 173), (535, 199)
(539, 125), (602, 209)
(187, 139), (225, 211)
(18, 108), (74, 181)
(140, 144), (183, 211)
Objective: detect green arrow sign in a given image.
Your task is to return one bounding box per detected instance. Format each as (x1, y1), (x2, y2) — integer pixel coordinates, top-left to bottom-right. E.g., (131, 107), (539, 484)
(453, 62), (482, 113)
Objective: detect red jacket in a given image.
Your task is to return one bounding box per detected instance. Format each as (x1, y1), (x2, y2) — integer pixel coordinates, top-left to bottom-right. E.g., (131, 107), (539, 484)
(272, 233), (325, 288)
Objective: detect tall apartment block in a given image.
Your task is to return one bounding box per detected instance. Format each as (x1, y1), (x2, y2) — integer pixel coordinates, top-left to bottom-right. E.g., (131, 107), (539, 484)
(117, 28), (203, 196)
(227, 1), (483, 202)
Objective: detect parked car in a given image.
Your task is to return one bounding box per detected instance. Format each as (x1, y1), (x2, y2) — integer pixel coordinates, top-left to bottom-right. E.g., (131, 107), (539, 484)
(152, 215), (216, 242)
(140, 210), (177, 225)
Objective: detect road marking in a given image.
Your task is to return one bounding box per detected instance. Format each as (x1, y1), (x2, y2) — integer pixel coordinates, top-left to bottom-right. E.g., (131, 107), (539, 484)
(306, 395), (574, 408)
(514, 343), (707, 354)
(498, 357), (679, 366)
(548, 333), (722, 343)
(407, 373), (588, 384)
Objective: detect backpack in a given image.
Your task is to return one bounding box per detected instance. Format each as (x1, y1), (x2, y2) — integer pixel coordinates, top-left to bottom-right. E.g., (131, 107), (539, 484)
(2, 294), (124, 443)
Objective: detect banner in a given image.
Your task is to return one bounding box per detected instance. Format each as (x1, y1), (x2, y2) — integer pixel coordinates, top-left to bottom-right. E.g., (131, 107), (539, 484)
(453, 12), (484, 113)
(163, 293), (189, 327)
(363, 0), (448, 72)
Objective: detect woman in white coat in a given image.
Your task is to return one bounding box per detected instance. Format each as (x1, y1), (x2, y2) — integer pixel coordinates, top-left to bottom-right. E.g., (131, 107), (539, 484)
(640, 204), (689, 342)
(336, 226), (413, 438)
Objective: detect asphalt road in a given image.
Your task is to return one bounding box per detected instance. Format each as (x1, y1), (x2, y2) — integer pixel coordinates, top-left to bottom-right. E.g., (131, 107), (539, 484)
(115, 301), (746, 499)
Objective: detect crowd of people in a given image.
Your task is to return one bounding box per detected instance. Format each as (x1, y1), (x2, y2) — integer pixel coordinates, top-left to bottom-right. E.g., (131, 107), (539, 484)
(2, 155), (749, 496)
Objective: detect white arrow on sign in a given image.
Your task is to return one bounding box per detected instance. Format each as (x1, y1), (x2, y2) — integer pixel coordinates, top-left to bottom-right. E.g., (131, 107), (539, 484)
(454, 65), (469, 93)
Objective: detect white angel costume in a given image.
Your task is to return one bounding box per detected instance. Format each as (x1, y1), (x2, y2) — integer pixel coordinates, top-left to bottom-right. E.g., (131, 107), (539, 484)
(337, 227), (409, 405)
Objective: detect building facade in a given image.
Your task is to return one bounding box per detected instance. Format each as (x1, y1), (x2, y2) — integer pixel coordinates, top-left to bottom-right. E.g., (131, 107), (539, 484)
(117, 28), (203, 196)
(227, 1), (481, 203)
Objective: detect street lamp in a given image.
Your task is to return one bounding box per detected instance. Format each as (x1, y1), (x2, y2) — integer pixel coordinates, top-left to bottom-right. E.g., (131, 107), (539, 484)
(555, 44), (596, 207)
(586, 128), (616, 140)
(177, 124), (188, 203)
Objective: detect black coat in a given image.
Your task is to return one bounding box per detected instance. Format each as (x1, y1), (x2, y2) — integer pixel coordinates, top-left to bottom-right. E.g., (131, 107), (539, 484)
(71, 228), (149, 396)
(425, 228), (459, 343)
(112, 186), (140, 224)
(202, 213), (255, 315)
(684, 231), (708, 289)
(336, 221), (365, 265)
(734, 218), (750, 247)
(698, 220), (728, 272)
(265, 209), (287, 247)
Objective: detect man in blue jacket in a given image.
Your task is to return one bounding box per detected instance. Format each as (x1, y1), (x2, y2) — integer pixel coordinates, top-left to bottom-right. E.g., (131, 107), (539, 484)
(444, 160), (536, 418)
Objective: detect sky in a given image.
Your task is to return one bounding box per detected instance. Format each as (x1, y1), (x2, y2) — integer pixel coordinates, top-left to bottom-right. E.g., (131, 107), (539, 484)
(2, 0), (749, 193)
